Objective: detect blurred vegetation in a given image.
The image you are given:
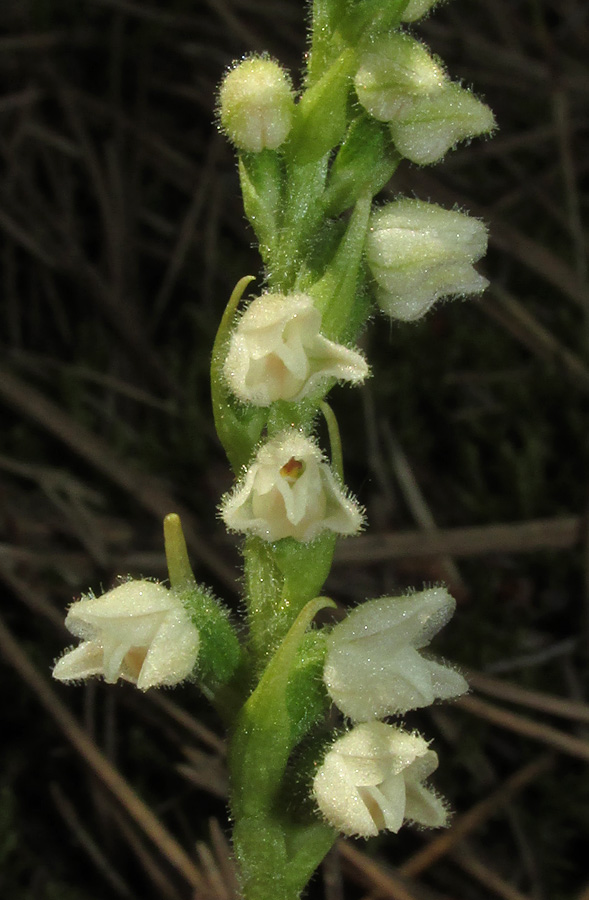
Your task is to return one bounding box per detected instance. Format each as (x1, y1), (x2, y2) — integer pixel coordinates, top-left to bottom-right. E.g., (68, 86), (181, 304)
(1, 1), (589, 899)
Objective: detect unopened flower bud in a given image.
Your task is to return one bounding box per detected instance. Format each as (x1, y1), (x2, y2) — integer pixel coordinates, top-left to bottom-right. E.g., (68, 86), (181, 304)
(224, 293), (369, 406)
(219, 56), (295, 152)
(390, 82), (495, 165)
(220, 431), (364, 542)
(366, 198), (488, 321)
(313, 722), (447, 837)
(323, 588), (468, 721)
(53, 580), (200, 691)
(354, 33), (446, 122)
(401, 0), (441, 22)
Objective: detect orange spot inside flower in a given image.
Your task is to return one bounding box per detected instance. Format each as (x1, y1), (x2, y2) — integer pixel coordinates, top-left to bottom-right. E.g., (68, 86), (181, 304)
(280, 457), (305, 484)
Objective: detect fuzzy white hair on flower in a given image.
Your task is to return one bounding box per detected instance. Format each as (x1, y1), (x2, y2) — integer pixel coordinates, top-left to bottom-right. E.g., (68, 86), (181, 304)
(223, 293), (369, 406)
(366, 198), (488, 321)
(313, 721), (447, 837)
(323, 587), (468, 721)
(220, 431), (365, 542)
(52, 580), (200, 691)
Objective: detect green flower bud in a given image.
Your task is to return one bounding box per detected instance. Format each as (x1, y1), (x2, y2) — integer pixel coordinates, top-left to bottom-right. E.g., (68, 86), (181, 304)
(401, 0), (441, 22)
(219, 57), (295, 152)
(366, 198), (488, 321)
(354, 32), (446, 122)
(390, 82), (496, 165)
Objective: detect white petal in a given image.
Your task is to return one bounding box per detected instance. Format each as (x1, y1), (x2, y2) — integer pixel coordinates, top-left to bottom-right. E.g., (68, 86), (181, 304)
(313, 751), (380, 838)
(327, 589), (456, 650)
(368, 775), (406, 833)
(136, 608), (200, 690)
(405, 783), (448, 827)
(426, 658), (469, 702)
(53, 641), (105, 682)
(66, 581), (173, 634)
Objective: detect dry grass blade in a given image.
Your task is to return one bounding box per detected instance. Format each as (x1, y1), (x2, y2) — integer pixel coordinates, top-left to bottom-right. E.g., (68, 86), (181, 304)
(49, 782), (133, 898)
(106, 803), (186, 900)
(0, 365), (237, 591)
(479, 285), (589, 393)
(149, 693), (226, 755)
(457, 695), (589, 762)
(399, 755), (553, 879)
(337, 841), (425, 900)
(196, 840), (231, 900)
(381, 422), (465, 597)
(449, 844), (534, 900)
(0, 610), (206, 892)
(335, 516), (581, 564)
(467, 670), (589, 724)
(208, 818), (240, 900)
(177, 745), (228, 800)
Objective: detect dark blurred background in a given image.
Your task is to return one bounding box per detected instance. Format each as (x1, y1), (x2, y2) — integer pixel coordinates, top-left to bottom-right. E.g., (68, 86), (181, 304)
(1, 2), (589, 899)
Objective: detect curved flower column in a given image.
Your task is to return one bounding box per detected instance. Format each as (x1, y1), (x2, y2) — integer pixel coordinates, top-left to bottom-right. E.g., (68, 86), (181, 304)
(220, 431), (364, 542)
(313, 721), (447, 837)
(223, 293), (368, 405)
(53, 580), (200, 690)
(323, 587), (468, 721)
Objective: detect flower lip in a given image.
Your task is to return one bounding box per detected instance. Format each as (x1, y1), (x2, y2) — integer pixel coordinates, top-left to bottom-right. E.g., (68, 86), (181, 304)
(220, 430), (365, 542)
(223, 293), (369, 406)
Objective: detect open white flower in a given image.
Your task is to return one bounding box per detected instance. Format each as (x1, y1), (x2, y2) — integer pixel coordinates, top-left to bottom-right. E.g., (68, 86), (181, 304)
(220, 431), (364, 542)
(223, 293), (368, 406)
(366, 198), (488, 321)
(52, 580), (200, 691)
(323, 587), (468, 721)
(313, 722), (447, 837)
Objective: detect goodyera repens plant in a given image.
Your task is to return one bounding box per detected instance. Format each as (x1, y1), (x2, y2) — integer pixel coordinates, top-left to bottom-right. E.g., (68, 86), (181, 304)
(53, 2), (494, 898)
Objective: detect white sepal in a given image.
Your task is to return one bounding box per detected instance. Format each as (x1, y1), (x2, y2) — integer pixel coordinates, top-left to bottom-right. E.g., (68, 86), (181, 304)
(53, 580), (200, 691)
(354, 33), (446, 122)
(220, 431), (365, 542)
(323, 588), (468, 720)
(390, 82), (495, 165)
(313, 722), (447, 837)
(223, 293), (368, 406)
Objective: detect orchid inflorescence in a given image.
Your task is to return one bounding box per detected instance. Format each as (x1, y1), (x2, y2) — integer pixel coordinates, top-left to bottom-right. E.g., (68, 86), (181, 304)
(53, 1), (493, 897)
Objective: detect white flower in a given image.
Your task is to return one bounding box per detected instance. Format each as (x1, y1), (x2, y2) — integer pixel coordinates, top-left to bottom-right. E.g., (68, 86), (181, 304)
(354, 33), (446, 122)
(220, 431), (364, 542)
(52, 580), (200, 691)
(401, 0), (441, 21)
(313, 722), (447, 837)
(219, 57), (295, 152)
(223, 293), (368, 406)
(390, 82), (496, 166)
(323, 587), (468, 721)
(366, 198), (488, 321)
